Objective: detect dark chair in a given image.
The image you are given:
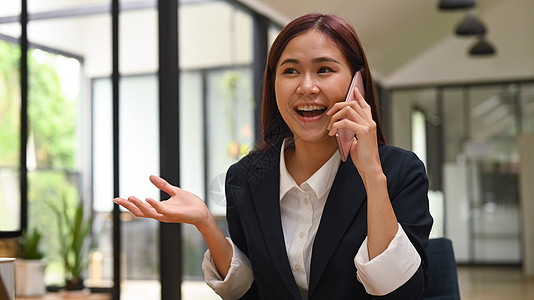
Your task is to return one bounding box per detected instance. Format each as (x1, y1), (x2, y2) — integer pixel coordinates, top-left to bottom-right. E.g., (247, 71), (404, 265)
(423, 238), (461, 300)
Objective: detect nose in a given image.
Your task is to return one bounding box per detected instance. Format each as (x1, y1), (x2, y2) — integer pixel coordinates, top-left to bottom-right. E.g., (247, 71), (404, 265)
(296, 74), (319, 96)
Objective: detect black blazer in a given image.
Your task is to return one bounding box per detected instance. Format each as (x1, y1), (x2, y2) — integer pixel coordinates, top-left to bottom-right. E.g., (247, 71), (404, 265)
(225, 143), (433, 300)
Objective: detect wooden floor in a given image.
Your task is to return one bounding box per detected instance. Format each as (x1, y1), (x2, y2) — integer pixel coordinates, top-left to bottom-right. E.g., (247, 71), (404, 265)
(15, 290), (110, 300)
(16, 293), (109, 300)
(458, 265), (534, 300)
(13, 266), (534, 300)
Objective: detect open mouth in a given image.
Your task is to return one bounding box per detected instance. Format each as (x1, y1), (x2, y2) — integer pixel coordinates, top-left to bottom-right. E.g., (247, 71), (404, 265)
(295, 105), (327, 118)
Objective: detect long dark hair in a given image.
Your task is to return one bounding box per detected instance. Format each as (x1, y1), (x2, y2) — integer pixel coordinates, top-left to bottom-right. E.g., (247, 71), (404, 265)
(255, 13), (386, 152)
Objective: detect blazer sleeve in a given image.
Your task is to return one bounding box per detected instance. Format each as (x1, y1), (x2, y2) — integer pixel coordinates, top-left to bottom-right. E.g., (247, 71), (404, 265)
(225, 162), (261, 300)
(373, 148), (434, 299)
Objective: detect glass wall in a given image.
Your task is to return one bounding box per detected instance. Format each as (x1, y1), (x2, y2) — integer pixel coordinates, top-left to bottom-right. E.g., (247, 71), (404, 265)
(473, 85), (519, 263)
(390, 81), (533, 264)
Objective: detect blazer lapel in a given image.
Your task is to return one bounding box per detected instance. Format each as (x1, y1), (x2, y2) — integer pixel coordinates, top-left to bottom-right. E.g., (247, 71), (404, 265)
(247, 145), (302, 300)
(308, 159), (367, 296)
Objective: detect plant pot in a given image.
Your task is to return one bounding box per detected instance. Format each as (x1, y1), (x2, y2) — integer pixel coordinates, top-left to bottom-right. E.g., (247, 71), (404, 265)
(14, 258), (47, 297)
(65, 278), (84, 291)
(59, 278), (90, 299)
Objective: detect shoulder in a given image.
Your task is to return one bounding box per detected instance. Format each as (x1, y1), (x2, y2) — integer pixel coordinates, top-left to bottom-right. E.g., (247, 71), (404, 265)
(379, 144), (425, 171)
(378, 145), (427, 186)
(378, 145), (428, 197)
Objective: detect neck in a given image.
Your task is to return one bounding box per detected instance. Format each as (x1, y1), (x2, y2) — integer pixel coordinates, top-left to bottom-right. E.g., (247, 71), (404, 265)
(285, 136), (338, 185)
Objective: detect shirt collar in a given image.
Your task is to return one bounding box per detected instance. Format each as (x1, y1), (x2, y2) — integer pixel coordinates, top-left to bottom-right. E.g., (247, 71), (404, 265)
(279, 139), (341, 201)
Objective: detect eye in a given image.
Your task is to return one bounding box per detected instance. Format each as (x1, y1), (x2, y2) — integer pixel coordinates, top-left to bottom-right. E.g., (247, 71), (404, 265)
(282, 68), (299, 75)
(318, 66), (334, 74)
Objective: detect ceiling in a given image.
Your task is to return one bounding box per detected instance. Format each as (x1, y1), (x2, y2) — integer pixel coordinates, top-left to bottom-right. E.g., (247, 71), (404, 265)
(239, 0), (534, 88)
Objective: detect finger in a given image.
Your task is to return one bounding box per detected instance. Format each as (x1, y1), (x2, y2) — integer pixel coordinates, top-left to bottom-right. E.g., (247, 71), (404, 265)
(328, 99), (361, 116)
(113, 197), (126, 203)
(114, 197), (145, 217)
(328, 106), (368, 134)
(341, 97), (372, 123)
(145, 198), (185, 224)
(354, 87), (370, 110)
(146, 198), (167, 215)
(327, 102), (356, 128)
(128, 196), (162, 218)
(329, 118), (365, 136)
(149, 175), (177, 196)
(327, 101), (346, 116)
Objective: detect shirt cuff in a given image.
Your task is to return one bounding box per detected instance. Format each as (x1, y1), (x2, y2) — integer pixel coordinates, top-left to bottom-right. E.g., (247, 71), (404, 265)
(354, 224), (421, 296)
(202, 238), (254, 300)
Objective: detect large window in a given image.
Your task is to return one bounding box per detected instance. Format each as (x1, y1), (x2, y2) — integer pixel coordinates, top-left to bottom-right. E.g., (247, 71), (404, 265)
(27, 49), (83, 285)
(1, 0), (278, 299)
(1, 23), (86, 284)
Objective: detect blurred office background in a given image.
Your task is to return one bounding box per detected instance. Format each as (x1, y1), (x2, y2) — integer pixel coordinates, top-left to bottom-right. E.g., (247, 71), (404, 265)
(1, 0), (533, 299)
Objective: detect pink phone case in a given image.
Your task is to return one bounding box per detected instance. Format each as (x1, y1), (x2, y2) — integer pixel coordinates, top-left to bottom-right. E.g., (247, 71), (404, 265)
(335, 71), (364, 162)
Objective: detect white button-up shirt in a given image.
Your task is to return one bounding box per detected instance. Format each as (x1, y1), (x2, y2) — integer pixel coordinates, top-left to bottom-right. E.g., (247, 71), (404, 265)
(278, 142), (340, 299)
(202, 140), (421, 300)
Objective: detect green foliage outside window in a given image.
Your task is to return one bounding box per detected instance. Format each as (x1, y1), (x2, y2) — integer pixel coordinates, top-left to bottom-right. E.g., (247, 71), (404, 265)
(28, 49), (77, 170)
(0, 39), (82, 284)
(0, 41), (20, 166)
(0, 41), (77, 169)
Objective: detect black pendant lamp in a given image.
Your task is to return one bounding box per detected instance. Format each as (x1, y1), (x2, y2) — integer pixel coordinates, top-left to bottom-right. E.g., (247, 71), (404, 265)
(439, 0), (475, 10)
(456, 10), (486, 35)
(469, 35), (496, 56)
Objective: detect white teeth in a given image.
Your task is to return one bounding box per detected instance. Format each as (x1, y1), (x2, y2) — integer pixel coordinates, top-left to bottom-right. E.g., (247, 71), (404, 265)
(296, 105), (326, 111)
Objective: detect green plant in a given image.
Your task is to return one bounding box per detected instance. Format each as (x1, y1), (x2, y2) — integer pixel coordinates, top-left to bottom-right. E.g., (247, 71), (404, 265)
(18, 228), (45, 260)
(47, 195), (91, 290)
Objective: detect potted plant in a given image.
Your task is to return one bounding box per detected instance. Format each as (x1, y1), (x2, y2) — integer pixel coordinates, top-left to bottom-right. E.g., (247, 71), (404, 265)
(15, 228), (47, 297)
(47, 195), (92, 294)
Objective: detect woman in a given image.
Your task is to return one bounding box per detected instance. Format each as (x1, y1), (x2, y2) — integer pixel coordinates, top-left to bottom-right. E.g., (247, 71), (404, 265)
(114, 13), (433, 300)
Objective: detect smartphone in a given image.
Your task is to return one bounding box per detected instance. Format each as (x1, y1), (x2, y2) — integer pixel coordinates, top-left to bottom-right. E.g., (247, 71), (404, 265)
(335, 71), (364, 162)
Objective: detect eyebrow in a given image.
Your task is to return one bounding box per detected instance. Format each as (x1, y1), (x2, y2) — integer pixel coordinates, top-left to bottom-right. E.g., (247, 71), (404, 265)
(279, 57), (341, 66)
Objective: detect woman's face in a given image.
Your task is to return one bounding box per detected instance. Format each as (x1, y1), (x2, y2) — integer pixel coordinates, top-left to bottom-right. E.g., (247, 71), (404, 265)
(275, 29), (352, 145)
